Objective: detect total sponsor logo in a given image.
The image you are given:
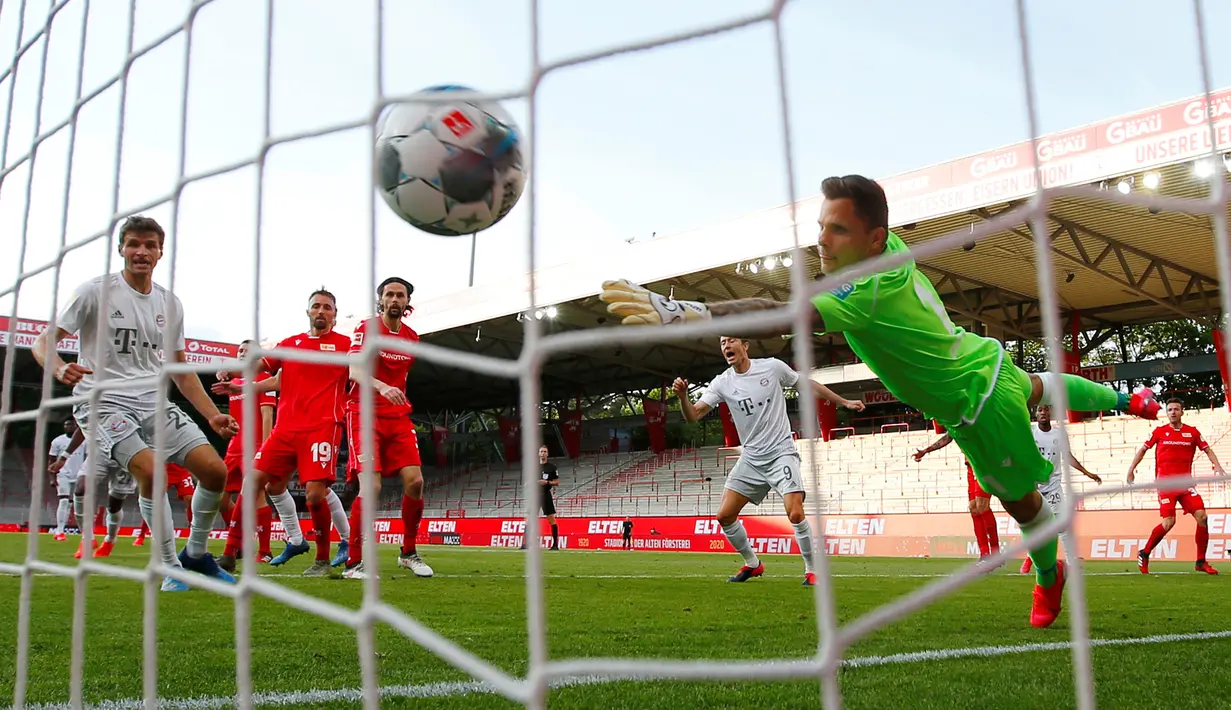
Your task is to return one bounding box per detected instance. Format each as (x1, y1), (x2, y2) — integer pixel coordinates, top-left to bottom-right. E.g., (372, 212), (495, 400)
(1183, 95), (1231, 126)
(1036, 133), (1088, 163)
(426, 520), (457, 533)
(969, 151), (1019, 179)
(1105, 113), (1162, 145)
(187, 340), (231, 355)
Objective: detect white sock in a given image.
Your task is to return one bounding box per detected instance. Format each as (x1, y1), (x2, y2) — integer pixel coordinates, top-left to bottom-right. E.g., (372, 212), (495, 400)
(56, 499), (70, 534)
(721, 520), (760, 568)
(326, 488), (350, 539)
(1059, 531), (1075, 564)
(138, 496), (182, 569)
(269, 490), (305, 545)
(792, 519), (815, 574)
(185, 486), (222, 558)
(106, 509), (121, 542)
(73, 494), (84, 519)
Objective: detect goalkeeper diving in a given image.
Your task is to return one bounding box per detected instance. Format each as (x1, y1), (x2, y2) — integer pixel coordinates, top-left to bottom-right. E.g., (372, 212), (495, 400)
(599, 174), (1160, 629)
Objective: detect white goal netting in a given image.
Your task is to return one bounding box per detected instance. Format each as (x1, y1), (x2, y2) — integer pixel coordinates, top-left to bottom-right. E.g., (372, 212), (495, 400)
(1, 0), (1229, 709)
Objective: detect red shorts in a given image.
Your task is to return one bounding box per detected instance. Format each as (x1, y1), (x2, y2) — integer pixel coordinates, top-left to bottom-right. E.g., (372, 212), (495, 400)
(966, 463), (990, 500)
(345, 412), (421, 482)
(255, 423), (342, 484)
(222, 452), (255, 493)
(165, 465), (195, 499)
(1159, 489), (1204, 518)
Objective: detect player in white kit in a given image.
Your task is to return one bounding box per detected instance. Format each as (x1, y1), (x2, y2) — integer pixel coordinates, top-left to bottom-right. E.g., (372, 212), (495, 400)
(1022, 404), (1101, 573)
(47, 418), (79, 541)
(32, 215), (238, 592)
(675, 336), (865, 585)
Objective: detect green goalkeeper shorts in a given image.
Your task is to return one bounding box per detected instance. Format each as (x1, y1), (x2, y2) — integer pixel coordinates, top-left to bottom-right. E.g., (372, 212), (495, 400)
(947, 358), (1054, 502)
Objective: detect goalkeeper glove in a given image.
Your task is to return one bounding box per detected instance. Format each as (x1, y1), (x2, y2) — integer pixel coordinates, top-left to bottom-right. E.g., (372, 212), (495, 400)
(599, 279), (711, 326)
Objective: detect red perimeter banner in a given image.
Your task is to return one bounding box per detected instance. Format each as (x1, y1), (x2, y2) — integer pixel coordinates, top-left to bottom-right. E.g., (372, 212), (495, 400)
(0, 315), (237, 365)
(14, 510), (1229, 562)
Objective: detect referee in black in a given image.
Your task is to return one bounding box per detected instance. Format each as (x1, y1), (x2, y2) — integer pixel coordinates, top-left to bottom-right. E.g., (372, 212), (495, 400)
(537, 444), (560, 550)
(622, 517), (633, 549)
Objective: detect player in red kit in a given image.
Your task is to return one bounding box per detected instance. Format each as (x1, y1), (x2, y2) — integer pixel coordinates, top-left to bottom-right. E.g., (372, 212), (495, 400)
(1128, 398), (1225, 575)
(342, 276), (433, 579)
(132, 461), (196, 546)
(209, 339), (278, 566)
(914, 433), (1000, 568)
(217, 289), (351, 576)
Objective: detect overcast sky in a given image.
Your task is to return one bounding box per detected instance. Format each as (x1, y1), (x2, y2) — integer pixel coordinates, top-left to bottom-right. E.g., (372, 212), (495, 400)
(1, 0), (1227, 345)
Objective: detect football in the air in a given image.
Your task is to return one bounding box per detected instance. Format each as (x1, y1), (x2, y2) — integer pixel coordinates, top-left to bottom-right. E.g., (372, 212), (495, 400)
(376, 85), (526, 237)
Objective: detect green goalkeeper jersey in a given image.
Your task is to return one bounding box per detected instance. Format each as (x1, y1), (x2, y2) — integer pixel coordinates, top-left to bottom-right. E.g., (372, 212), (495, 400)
(810, 232), (1007, 427)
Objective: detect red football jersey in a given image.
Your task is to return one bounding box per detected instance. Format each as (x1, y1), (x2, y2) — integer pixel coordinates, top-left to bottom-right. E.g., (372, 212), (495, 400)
(346, 317), (417, 417)
(224, 371), (278, 458)
(165, 463), (191, 485)
(262, 330), (352, 432)
(1145, 423), (1209, 477)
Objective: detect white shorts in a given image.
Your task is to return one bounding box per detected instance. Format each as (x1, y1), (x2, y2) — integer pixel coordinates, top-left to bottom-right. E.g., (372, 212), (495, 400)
(74, 400), (208, 471)
(1040, 485), (1064, 509)
(81, 454), (138, 498)
(725, 452), (805, 506)
(56, 472), (75, 497)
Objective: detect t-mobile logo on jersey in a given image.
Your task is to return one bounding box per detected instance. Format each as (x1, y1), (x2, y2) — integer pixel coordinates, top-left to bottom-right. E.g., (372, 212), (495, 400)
(113, 327), (145, 355)
(736, 397), (755, 416)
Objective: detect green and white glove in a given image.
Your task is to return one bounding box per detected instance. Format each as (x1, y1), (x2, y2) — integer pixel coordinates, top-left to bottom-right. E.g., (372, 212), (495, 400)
(599, 279), (711, 326)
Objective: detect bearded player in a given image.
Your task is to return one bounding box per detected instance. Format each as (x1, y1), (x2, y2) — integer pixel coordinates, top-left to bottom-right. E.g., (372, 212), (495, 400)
(217, 289), (351, 576)
(599, 175), (1161, 628)
(32, 215), (237, 592)
(1128, 398), (1224, 575)
(913, 433), (1001, 566)
(342, 276), (432, 580)
(208, 339), (277, 563)
(676, 336), (864, 585)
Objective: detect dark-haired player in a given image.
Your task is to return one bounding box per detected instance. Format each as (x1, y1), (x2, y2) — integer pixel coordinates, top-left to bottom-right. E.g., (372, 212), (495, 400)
(218, 288), (350, 576)
(1128, 398), (1224, 575)
(32, 215), (237, 591)
(600, 174), (1161, 628)
(342, 276), (433, 579)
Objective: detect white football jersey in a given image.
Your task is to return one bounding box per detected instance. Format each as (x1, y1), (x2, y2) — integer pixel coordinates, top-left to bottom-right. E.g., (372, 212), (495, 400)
(699, 358), (799, 463)
(62, 446), (86, 478)
(48, 434), (70, 461)
(1033, 422), (1065, 494)
(57, 273), (186, 411)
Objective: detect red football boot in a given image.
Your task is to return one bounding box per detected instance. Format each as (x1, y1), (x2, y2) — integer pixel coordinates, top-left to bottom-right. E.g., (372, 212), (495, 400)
(1137, 550), (1150, 575)
(802, 572), (816, 586)
(728, 562), (764, 583)
(1029, 560), (1066, 629)
(94, 541), (114, 558)
(1020, 557), (1033, 575)
(1196, 561), (1219, 575)
(75, 539), (99, 559)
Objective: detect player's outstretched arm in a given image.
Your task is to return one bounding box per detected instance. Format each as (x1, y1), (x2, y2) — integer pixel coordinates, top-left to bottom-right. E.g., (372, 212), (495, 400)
(210, 373), (281, 396)
(599, 279), (825, 337)
(672, 377), (711, 423)
(1126, 444), (1149, 484)
(1070, 455), (1101, 484)
(1204, 446), (1225, 474)
(808, 380), (865, 412)
(912, 433), (952, 462)
(171, 350), (237, 437)
(348, 365), (408, 407)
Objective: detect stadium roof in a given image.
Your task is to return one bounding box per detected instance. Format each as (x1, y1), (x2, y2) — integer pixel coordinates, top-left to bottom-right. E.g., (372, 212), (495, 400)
(398, 88), (1231, 412)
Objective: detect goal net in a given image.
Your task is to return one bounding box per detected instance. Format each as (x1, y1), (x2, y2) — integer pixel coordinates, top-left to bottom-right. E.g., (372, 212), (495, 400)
(1, 0), (1229, 708)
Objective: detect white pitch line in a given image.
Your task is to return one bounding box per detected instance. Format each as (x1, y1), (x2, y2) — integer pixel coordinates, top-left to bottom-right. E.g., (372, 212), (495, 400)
(10, 629), (1230, 710)
(0, 570), (1205, 581)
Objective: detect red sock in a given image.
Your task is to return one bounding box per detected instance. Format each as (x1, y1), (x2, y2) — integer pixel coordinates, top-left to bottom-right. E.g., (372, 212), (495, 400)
(1144, 524), (1167, 555)
(223, 493), (244, 557)
(309, 500), (331, 561)
(139, 521), (150, 537)
(971, 513), (990, 557)
(401, 495), (424, 555)
(1196, 524), (1210, 563)
(257, 505), (273, 556)
(219, 505), (233, 526)
(980, 510), (1000, 554)
(347, 496), (364, 566)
